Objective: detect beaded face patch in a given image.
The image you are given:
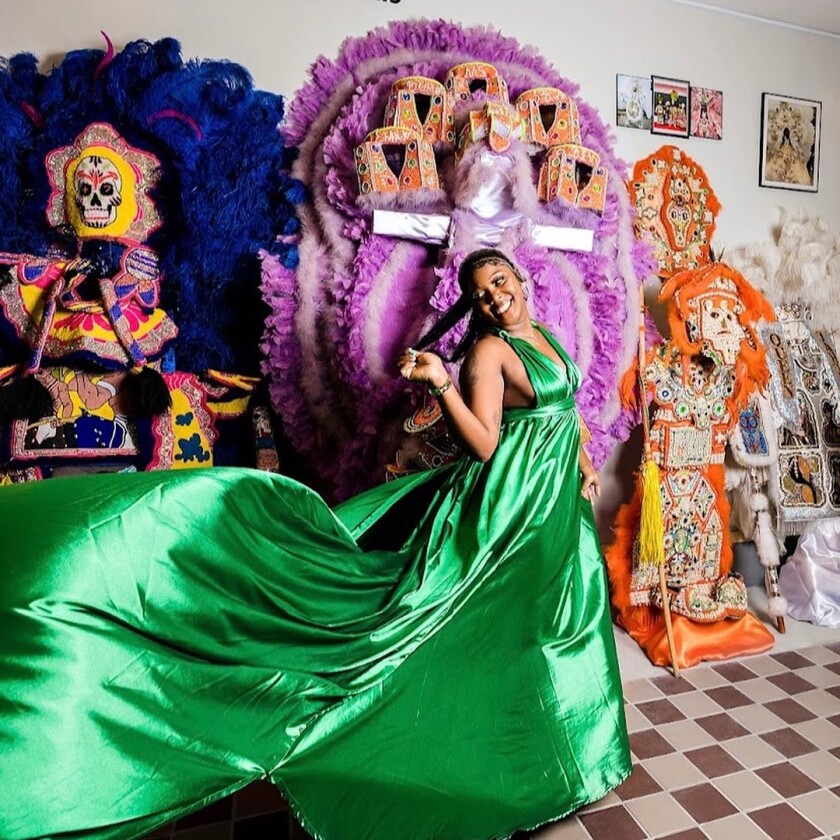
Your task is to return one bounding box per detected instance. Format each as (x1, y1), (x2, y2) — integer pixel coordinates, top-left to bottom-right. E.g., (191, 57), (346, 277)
(738, 406), (770, 456)
(46, 123), (162, 242)
(630, 468), (730, 619)
(769, 309), (840, 526)
(0, 259), (176, 369)
(7, 368), (138, 462)
(760, 322), (800, 429)
(628, 146), (721, 278)
(145, 373), (217, 470)
(144, 372), (256, 471)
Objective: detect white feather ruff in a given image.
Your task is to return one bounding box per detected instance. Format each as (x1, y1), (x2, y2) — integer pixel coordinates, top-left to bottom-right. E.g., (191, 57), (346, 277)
(767, 595), (788, 619)
(754, 509), (782, 568)
(749, 492), (769, 513)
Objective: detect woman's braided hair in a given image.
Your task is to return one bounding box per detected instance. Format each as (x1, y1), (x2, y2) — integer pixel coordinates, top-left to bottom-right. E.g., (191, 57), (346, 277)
(415, 249), (524, 361)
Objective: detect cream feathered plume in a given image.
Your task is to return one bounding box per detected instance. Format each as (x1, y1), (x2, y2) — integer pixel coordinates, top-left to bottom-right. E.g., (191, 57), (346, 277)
(726, 209), (840, 332)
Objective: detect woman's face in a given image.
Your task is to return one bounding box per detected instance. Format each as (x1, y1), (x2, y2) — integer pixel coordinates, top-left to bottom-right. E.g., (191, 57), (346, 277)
(465, 260), (527, 328)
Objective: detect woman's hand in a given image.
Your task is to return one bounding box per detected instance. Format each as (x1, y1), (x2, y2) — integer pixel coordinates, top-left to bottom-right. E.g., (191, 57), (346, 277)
(396, 349), (449, 390)
(579, 447), (600, 502)
(580, 467), (601, 502)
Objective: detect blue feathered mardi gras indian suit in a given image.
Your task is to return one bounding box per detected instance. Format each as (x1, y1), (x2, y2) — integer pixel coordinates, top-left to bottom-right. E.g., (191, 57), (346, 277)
(0, 36), (300, 478)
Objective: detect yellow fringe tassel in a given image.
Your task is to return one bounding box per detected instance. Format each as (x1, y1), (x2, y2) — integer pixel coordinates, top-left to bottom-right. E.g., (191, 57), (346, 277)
(639, 458), (665, 565)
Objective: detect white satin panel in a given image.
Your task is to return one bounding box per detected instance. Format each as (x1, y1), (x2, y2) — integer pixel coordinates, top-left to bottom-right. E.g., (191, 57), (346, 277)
(779, 518), (840, 628)
(372, 210), (593, 253)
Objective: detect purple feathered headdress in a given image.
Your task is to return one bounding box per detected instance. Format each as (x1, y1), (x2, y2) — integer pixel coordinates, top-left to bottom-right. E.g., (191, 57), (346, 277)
(262, 19), (657, 499)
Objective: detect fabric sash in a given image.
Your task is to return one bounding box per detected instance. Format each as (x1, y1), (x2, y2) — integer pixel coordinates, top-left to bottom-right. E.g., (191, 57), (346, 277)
(502, 399), (575, 423)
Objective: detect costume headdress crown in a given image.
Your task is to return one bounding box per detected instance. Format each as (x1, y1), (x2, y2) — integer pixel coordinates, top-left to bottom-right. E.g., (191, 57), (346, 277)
(354, 126), (440, 195)
(445, 62), (509, 106)
(538, 143), (608, 213)
(384, 76), (454, 145)
(628, 146), (721, 278)
(516, 88), (581, 149)
(681, 275), (742, 310)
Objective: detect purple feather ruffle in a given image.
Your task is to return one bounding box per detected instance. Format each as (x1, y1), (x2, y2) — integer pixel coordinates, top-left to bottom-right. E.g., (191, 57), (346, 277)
(265, 19), (657, 499)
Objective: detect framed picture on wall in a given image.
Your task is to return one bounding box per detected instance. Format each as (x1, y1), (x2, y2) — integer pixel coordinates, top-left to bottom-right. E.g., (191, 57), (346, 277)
(651, 75), (689, 137)
(690, 87), (723, 140)
(616, 74), (652, 130)
(759, 93), (821, 192)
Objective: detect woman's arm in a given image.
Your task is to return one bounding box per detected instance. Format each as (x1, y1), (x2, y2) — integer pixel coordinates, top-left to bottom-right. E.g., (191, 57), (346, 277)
(397, 342), (505, 462)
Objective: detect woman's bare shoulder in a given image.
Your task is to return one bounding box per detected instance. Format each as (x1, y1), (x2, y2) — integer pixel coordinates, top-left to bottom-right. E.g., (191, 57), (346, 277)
(471, 333), (508, 354)
(460, 335), (507, 384)
(466, 334), (509, 364)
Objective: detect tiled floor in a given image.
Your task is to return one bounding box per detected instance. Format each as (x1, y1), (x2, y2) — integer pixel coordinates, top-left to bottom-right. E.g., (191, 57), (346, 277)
(144, 639), (840, 840)
(534, 642), (840, 840)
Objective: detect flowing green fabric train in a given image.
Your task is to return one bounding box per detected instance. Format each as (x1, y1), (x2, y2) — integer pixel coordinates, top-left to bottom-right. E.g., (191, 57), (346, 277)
(0, 325), (630, 840)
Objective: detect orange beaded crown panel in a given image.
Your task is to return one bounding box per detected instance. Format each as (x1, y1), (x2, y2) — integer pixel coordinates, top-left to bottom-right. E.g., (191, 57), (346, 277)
(354, 127), (440, 195)
(384, 76), (455, 146)
(538, 144), (608, 213)
(352, 62), (606, 214)
(516, 87), (581, 149)
(444, 61), (509, 106)
(628, 146), (721, 278)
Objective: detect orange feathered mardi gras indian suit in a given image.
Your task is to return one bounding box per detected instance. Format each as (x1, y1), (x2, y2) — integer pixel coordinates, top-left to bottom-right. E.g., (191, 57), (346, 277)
(607, 263), (777, 668)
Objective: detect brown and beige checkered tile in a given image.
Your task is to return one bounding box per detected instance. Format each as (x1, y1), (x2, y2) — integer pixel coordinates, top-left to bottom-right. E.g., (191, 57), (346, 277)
(533, 643), (840, 840)
(140, 644), (840, 840)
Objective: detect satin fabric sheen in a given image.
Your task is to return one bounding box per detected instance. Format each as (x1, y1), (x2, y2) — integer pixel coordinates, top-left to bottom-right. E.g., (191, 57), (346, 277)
(780, 519), (840, 628)
(0, 326), (630, 840)
(629, 614), (775, 669)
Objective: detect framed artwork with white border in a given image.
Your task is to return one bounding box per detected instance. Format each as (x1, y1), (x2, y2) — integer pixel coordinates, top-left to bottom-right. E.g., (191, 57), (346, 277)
(759, 92), (821, 192)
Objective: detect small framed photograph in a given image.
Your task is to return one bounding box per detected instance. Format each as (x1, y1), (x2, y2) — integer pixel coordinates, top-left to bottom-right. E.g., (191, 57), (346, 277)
(690, 87), (723, 140)
(759, 92), (821, 192)
(651, 76), (690, 137)
(616, 74), (652, 131)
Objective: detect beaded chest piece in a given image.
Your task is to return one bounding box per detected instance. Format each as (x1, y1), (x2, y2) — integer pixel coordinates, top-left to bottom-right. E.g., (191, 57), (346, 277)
(630, 265), (774, 622)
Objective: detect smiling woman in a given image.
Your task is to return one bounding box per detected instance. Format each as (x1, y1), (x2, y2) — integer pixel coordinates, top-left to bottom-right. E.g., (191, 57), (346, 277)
(397, 248), (600, 474)
(0, 245), (629, 840)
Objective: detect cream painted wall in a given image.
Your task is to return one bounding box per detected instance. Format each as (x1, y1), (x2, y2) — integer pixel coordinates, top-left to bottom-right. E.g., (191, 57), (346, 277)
(2, 0), (838, 532)
(2, 0), (838, 247)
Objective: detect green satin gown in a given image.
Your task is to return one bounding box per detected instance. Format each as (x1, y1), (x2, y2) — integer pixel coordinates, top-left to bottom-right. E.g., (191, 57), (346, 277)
(0, 325), (630, 840)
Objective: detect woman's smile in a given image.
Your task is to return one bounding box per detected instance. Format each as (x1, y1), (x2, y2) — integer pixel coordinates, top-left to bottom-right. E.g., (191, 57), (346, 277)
(492, 296), (513, 316)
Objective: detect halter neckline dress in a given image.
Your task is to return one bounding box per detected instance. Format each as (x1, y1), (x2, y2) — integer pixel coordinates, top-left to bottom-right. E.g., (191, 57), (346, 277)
(0, 324), (630, 840)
